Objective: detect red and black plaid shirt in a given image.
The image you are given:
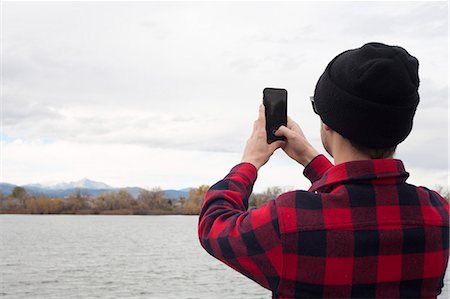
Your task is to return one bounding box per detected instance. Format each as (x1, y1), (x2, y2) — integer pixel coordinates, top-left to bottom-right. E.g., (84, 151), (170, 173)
(198, 155), (449, 298)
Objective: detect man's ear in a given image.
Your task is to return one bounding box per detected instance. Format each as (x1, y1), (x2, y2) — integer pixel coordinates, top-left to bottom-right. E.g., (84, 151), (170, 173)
(322, 122), (333, 132)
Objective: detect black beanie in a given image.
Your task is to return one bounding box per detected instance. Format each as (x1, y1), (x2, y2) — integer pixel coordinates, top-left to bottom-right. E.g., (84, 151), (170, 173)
(314, 42), (420, 148)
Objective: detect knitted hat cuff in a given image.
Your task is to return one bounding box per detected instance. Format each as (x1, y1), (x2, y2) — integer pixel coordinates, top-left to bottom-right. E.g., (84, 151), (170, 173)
(314, 68), (419, 148)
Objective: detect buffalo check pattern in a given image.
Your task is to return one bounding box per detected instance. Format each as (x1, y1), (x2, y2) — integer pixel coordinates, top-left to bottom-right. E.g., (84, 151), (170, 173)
(198, 155), (449, 298)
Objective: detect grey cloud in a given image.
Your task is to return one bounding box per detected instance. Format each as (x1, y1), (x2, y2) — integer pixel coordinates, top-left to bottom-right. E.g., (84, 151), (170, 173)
(229, 57), (260, 72)
(168, 116), (195, 122)
(4, 46), (120, 110)
(278, 53), (305, 72)
(418, 80), (448, 108)
(247, 25), (319, 45)
(3, 109), (245, 153)
(2, 2), (447, 163)
(3, 96), (64, 126)
(140, 21), (171, 41)
(398, 141), (448, 171)
(338, 2), (447, 38)
(229, 52), (306, 73)
(398, 105), (448, 170)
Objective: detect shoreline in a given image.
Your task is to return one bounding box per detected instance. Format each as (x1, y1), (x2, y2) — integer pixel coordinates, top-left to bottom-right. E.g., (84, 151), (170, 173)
(0, 210), (198, 216)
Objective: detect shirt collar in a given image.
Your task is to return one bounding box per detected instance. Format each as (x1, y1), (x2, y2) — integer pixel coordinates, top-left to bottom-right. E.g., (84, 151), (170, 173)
(309, 158), (410, 193)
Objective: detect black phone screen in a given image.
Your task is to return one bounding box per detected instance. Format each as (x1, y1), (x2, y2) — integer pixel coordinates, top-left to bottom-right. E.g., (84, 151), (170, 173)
(263, 88), (287, 144)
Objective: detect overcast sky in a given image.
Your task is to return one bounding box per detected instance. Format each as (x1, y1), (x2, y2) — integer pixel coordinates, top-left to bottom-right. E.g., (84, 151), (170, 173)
(1, 1), (448, 192)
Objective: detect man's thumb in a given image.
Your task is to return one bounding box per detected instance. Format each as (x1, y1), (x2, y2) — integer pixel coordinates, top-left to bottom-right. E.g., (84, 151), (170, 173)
(275, 126), (292, 138)
(270, 140), (285, 151)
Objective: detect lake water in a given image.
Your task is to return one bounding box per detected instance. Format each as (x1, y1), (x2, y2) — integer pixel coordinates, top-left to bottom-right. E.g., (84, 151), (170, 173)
(0, 215), (448, 298)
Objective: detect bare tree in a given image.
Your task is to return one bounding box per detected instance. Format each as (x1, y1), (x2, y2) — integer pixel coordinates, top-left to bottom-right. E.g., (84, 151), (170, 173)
(183, 185), (209, 214)
(11, 186), (28, 208)
(434, 185), (449, 202)
(138, 187), (170, 211)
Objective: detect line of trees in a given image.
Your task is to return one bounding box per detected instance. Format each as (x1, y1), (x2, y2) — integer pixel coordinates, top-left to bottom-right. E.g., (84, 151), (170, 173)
(0, 184), (286, 215)
(0, 186), (209, 215)
(1, 185), (448, 215)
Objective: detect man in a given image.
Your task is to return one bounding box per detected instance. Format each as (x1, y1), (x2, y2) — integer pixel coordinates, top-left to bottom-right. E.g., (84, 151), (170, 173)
(198, 42), (449, 298)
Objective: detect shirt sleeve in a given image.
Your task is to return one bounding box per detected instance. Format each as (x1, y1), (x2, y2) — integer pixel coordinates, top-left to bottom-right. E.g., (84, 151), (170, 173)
(198, 163), (283, 292)
(303, 154), (333, 184)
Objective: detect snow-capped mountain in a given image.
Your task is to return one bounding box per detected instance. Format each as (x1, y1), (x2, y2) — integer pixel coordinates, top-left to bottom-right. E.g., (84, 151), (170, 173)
(1, 179), (190, 200)
(26, 178), (112, 190)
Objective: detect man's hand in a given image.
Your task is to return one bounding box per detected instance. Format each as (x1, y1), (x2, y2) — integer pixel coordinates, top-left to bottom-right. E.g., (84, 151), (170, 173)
(241, 105), (284, 170)
(275, 117), (319, 167)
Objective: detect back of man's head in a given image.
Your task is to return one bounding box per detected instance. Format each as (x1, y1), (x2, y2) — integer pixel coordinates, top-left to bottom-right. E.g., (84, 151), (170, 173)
(313, 42), (420, 156)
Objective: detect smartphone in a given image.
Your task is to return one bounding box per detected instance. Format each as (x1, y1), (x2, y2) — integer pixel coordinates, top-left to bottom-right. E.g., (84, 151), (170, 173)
(263, 87), (287, 144)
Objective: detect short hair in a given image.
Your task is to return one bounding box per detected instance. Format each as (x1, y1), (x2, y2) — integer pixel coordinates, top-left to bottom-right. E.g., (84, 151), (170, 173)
(349, 140), (396, 159)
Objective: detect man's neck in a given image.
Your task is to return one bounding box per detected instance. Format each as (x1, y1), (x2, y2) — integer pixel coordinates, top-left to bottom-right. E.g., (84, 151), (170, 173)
(325, 129), (394, 165)
(331, 139), (394, 165)
(333, 151), (372, 165)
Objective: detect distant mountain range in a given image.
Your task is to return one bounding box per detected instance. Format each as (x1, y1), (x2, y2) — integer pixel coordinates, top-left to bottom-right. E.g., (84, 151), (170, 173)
(26, 178), (113, 190)
(0, 178), (192, 200)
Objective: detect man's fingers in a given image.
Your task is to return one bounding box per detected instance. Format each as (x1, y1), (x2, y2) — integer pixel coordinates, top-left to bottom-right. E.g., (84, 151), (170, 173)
(251, 104), (266, 135)
(253, 120), (258, 131)
(269, 140), (285, 151)
(257, 104), (266, 128)
(287, 116), (299, 130)
(275, 125), (295, 139)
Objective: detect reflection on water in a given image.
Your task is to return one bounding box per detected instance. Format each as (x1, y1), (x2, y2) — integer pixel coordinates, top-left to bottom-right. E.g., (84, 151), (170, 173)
(0, 215), (448, 298)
